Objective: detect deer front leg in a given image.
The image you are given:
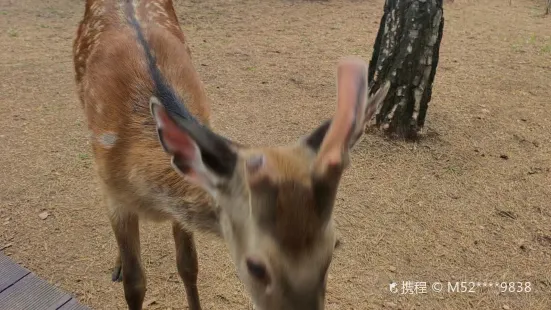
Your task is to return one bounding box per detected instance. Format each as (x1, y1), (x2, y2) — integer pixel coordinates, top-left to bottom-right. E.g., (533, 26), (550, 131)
(112, 253), (123, 282)
(172, 223), (202, 310)
(109, 206), (146, 310)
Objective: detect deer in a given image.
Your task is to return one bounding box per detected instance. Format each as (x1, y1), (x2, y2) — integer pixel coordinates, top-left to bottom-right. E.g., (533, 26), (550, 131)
(72, 0), (389, 309)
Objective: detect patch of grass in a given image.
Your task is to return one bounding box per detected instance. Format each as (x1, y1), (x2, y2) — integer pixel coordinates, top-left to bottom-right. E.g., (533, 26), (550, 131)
(78, 153), (90, 161)
(511, 44), (525, 53)
(7, 28), (18, 37)
(36, 6), (66, 18)
(527, 33), (537, 44)
(246, 66), (256, 71)
(46, 6), (62, 17)
(1, 11), (7, 16)
(445, 165), (463, 175)
(542, 44), (551, 54)
(529, 6), (544, 16)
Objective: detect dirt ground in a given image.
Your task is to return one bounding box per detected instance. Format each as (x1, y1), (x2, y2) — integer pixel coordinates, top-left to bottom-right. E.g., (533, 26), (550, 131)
(1, 0), (551, 309)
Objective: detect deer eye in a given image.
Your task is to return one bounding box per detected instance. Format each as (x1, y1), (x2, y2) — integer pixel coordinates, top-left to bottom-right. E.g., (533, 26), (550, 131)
(246, 258), (268, 282)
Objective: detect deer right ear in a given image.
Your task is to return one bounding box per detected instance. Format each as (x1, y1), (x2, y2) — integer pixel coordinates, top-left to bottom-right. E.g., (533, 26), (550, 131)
(303, 119), (332, 153)
(150, 96), (237, 193)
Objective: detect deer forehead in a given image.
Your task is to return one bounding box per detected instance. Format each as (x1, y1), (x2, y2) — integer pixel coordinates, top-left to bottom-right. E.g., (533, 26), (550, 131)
(241, 145), (316, 184)
(241, 146), (334, 256)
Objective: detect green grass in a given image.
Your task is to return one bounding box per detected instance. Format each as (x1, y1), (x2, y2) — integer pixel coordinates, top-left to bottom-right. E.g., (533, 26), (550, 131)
(7, 28), (18, 37)
(527, 33), (537, 44)
(445, 165), (463, 175)
(511, 44), (524, 53)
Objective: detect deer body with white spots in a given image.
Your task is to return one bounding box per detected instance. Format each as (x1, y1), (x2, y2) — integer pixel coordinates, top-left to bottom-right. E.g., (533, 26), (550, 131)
(73, 1), (389, 309)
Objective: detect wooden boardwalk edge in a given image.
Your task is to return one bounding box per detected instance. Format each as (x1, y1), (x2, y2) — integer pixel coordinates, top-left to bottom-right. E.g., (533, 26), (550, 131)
(0, 252), (90, 310)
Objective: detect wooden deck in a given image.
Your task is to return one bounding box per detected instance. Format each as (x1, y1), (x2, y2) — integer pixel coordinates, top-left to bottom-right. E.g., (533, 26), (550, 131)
(0, 252), (90, 310)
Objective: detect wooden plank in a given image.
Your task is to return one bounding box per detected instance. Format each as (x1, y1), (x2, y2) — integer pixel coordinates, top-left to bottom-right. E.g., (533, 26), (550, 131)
(0, 253), (31, 293)
(58, 298), (91, 310)
(0, 253), (89, 310)
(0, 272), (72, 310)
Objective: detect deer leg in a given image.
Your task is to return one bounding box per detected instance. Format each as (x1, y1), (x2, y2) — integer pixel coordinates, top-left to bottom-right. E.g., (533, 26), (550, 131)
(112, 253), (123, 282)
(172, 222), (202, 310)
(109, 206), (146, 310)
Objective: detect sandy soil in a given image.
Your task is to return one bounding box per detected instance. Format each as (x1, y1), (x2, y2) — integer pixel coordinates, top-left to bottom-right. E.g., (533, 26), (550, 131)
(1, 0), (551, 309)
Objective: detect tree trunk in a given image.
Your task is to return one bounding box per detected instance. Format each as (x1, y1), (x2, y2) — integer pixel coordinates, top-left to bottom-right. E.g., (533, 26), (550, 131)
(367, 0), (444, 139)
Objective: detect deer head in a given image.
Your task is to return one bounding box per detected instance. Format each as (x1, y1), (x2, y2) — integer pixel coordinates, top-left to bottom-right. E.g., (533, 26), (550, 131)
(150, 57), (389, 309)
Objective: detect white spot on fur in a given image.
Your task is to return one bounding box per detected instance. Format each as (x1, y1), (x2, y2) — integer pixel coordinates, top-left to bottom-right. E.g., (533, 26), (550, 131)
(91, 2), (105, 17)
(128, 166), (140, 183)
(153, 2), (164, 10)
(98, 132), (118, 149)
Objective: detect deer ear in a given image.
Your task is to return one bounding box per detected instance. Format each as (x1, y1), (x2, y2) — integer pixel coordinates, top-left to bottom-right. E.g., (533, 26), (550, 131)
(150, 96), (237, 193)
(307, 57), (389, 177)
(303, 66), (390, 156)
(303, 119), (332, 152)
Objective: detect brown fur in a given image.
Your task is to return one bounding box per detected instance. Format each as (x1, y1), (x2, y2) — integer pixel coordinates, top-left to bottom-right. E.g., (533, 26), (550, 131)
(74, 0), (215, 228)
(74, 1), (218, 309)
(73, 1), (389, 309)
(247, 147), (324, 255)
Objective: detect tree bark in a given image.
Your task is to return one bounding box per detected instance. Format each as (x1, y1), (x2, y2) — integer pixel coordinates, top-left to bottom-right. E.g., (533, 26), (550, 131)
(367, 0), (444, 139)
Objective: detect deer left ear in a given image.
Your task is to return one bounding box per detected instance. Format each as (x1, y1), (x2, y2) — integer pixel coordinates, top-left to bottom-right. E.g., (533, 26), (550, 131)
(304, 81), (390, 154)
(303, 119), (332, 152)
(303, 58), (390, 176)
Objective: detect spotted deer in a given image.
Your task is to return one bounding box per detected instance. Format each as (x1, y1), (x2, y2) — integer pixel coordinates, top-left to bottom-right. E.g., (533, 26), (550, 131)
(73, 0), (389, 309)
